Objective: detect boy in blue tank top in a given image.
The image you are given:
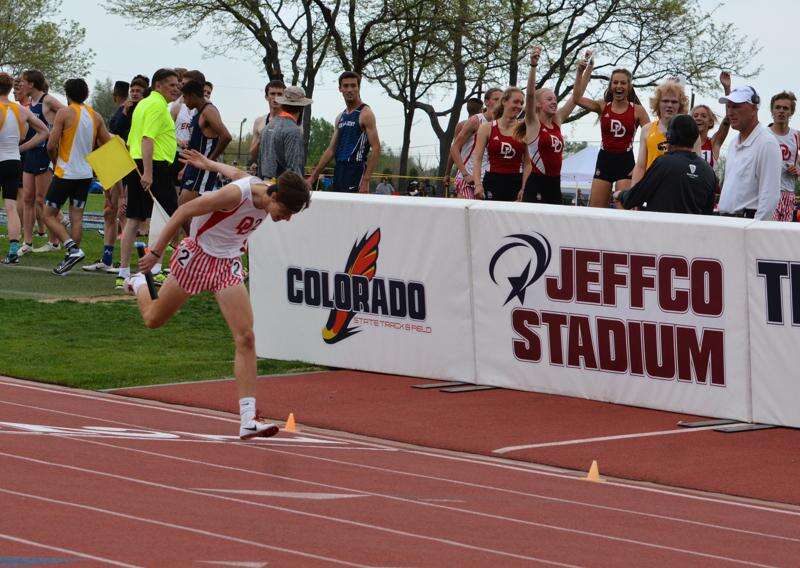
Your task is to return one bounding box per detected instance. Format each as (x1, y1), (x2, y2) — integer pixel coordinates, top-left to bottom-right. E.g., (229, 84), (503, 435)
(309, 71), (380, 193)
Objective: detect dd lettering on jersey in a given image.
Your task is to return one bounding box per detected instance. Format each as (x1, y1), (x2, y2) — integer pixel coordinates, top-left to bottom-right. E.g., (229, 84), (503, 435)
(500, 141), (516, 159)
(757, 260), (800, 325)
(610, 119), (626, 138)
(549, 134), (563, 153)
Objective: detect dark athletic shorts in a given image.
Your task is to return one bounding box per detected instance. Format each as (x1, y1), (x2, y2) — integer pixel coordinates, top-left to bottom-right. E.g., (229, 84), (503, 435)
(0, 160), (21, 200)
(22, 146), (51, 175)
(523, 173), (562, 204)
(594, 149), (635, 183)
(45, 177), (91, 209)
(483, 171), (522, 202)
(126, 159), (178, 220)
(181, 165), (219, 194)
(332, 161), (366, 193)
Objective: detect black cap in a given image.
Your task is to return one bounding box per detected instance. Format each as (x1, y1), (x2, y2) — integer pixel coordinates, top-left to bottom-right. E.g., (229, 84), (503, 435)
(666, 114), (699, 149)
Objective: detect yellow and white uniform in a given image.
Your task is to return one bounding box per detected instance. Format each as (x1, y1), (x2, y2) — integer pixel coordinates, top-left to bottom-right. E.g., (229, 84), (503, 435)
(0, 101), (24, 161)
(54, 103), (97, 179)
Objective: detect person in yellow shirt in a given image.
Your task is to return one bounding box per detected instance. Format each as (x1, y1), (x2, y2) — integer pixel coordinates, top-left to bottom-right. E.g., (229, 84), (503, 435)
(116, 68), (180, 288)
(631, 79), (688, 185)
(45, 78), (111, 275)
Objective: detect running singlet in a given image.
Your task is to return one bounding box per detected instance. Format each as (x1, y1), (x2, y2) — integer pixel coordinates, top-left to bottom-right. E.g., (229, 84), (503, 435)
(0, 102), (24, 161)
(335, 104), (370, 163)
(486, 121), (525, 174)
(645, 119), (668, 170)
(773, 128), (800, 193)
(173, 101), (196, 146)
(54, 103), (97, 179)
(190, 176), (267, 259)
(600, 102), (636, 153)
(457, 113), (489, 179)
(528, 121), (564, 176)
(187, 103), (218, 158)
(700, 138), (715, 168)
(26, 94), (49, 147)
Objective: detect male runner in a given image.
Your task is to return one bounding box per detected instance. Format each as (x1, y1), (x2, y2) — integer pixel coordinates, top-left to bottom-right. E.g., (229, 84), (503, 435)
(170, 69), (206, 185)
(116, 68), (181, 289)
(19, 69), (65, 255)
(308, 72), (380, 193)
(250, 79), (286, 175)
(128, 151), (311, 439)
(449, 88), (502, 198)
(768, 91), (799, 221)
(204, 81), (213, 101)
(178, 80), (231, 202)
(0, 72), (49, 265)
(45, 78), (112, 275)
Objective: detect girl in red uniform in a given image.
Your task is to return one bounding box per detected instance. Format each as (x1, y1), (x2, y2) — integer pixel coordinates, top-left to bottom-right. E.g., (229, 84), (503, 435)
(471, 87), (526, 201)
(577, 67), (649, 207)
(129, 151), (311, 440)
(692, 72), (732, 170)
(516, 47), (591, 204)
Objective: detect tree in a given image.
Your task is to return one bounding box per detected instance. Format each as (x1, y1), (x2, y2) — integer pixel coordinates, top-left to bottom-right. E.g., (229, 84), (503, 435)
(90, 78), (117, 124)
(0, 0), (94, 91)
(307, 117), (334, 167)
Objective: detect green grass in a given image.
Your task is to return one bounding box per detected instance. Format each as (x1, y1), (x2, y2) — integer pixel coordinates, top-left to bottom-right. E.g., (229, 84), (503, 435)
(0, 215), (323, 390)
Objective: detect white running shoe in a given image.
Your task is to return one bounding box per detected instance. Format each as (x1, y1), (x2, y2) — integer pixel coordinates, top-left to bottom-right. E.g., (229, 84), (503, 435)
(82, 260), (112, 272)
(17, 244), (34, 256)
(239, 416), (279, 440)
(33, 242), (60, 253)
(123, 273), (146, 295)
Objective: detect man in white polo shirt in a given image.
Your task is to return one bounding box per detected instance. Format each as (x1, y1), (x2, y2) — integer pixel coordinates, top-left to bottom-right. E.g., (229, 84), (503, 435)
(717, 86), (782, 219)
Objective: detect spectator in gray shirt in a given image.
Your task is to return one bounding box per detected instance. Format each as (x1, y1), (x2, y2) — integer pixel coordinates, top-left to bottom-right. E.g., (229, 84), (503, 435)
(373, 177), (394, 195)
(259, 86), (312, 179)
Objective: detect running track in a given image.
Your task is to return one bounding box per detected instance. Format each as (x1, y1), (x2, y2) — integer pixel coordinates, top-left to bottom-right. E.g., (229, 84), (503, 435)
(1, 376), (799, 567)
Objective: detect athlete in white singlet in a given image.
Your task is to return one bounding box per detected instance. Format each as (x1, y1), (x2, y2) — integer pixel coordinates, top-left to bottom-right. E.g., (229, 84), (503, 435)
(0, 72), (49, 264)
(129, 150), (311, 440)
(449, 88), (502, 199)
(45, 78), (112, 275)
(769, 91), (799, 221)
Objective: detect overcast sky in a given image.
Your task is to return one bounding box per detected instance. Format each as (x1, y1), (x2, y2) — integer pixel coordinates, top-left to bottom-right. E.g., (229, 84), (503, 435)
(65, 0), (796, 168)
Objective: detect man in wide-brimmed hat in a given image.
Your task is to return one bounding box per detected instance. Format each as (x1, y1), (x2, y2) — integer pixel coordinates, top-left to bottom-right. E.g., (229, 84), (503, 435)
(259, 85), (313, 180)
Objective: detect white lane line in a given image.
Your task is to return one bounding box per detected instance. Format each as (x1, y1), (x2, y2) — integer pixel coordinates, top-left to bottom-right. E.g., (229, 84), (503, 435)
(0, 451), (579, 567)
(196, 489), (368, 500)
(0, 532), (141, 567)
(494, 426), (724, 454)
(66, 434), (800, 545)
(2, 378), (799, 519)
(0, 487), (367, 568)
(22, 434), (797, 567)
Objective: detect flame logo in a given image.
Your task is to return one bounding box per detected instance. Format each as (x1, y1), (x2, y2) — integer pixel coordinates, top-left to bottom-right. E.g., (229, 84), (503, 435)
(321, 229), (381, 344)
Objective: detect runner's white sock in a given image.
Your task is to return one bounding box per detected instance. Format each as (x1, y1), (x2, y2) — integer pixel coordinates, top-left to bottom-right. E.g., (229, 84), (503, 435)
(119, 267), (130, 279)
(130, 274), (147, 294)
(239, 397), (256, 424)
(152, 263), (162, 275)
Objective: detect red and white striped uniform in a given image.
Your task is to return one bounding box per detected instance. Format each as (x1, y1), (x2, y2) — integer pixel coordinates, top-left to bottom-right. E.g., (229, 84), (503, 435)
(700, 138), (715, 168)
(171, 176), (267, 294)
(454, 114), (489, 199)
(771, 128), (799, 222)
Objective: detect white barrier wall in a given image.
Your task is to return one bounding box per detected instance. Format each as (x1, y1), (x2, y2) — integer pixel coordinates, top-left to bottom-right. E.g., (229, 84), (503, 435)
(249, 193), (476, 381)
(469, 202), (752, 420)
(746, 222), (800, 427)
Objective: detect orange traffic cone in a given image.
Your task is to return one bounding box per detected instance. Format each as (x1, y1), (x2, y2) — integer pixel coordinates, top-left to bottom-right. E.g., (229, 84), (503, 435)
(285, 413), (297, 433)
(584, 460), (602, 482)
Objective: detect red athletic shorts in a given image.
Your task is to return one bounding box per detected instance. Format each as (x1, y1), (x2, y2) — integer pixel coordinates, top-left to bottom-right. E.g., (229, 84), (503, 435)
(454, 175), (476, 199)
(772, 191), (796, 222)
(169, 238), (245, 295)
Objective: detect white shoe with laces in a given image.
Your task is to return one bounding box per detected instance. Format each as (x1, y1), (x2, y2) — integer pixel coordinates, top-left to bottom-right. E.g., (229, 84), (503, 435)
(33, 242), (60, 253)
(239, 416), (279, 440)
(17, 244), (33, 256)
(123, 273), (147, 295)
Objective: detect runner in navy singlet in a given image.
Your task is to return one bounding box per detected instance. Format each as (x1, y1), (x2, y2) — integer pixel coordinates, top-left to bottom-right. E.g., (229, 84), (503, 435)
(309, 72), (380, 193)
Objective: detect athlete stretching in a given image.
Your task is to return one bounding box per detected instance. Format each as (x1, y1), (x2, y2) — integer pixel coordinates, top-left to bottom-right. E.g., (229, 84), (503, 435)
(128, 151), (311, 439)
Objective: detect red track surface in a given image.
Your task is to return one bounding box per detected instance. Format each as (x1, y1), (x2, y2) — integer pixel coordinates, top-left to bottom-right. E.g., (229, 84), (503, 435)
(1, 376), (800, 566)
(112, 370), (800, 506)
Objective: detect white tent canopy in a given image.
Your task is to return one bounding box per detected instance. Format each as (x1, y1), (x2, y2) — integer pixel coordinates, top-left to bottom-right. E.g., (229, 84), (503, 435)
(560, 145), (599, 191)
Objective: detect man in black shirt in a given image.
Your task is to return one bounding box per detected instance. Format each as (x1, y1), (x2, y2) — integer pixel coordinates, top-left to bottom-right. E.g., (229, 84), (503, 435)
(615, 114), (717, 214)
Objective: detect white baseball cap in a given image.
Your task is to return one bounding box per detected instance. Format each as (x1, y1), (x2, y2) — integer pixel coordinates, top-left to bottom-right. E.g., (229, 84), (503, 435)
(719, 86), (759, 105)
